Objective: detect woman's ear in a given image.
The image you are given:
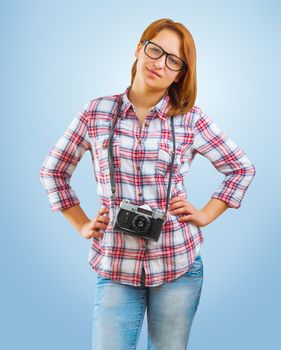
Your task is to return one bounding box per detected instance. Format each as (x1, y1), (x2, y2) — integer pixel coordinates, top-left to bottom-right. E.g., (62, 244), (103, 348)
(135, 42), (142, 59)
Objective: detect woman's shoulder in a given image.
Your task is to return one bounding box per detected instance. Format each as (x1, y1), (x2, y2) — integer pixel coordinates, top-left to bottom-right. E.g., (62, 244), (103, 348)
(189, 105), (204, 115)
(81, 92), (121, 114)
(180, 104), (208, 128)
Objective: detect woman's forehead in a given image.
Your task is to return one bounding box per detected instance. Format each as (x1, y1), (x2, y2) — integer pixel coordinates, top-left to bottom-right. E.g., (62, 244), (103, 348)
(150, 30), (183, 57)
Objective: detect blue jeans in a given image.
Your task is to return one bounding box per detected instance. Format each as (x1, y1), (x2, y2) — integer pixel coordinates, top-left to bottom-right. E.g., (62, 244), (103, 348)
(92, 254), (203, 350)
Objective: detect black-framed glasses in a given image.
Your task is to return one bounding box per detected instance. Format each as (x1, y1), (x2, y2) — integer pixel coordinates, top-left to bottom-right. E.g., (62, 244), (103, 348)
(143, 40), (187, 72)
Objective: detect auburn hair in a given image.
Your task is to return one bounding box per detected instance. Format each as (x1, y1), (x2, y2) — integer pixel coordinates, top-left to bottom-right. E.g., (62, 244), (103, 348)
(130, 18), (197, 117)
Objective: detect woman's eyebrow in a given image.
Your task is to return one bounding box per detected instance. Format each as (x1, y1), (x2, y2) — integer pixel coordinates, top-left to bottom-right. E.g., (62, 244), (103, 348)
(153, 41), (180, 57)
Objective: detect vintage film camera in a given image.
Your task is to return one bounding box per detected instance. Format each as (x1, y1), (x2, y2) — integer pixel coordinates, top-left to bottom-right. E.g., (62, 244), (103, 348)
(113, 200), (166, 242)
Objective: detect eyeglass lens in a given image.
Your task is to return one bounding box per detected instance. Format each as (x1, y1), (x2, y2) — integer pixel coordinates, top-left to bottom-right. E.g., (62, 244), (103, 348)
(145, 42), (183, 71)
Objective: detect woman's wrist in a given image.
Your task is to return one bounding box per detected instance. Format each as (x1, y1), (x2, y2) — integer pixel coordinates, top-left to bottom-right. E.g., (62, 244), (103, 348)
(77, 219), (91, 235)
(199, 198), (229, 224)
(61, 205), (91, 235)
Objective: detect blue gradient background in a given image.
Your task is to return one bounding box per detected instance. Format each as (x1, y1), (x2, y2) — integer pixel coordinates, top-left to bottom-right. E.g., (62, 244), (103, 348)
(2, 0), (280, 349)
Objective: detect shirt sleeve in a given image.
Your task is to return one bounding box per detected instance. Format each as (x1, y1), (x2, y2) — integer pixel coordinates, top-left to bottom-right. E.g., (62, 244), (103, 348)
(39, 102), (92, 212)
(192, 110), (256, 209)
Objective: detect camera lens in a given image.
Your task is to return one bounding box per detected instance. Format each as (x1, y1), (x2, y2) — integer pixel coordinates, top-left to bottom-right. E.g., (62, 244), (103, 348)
(132, 215), (150, 232)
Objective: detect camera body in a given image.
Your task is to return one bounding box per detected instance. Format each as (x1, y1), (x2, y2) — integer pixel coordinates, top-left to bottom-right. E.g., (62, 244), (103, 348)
(113, 199), (166, 242)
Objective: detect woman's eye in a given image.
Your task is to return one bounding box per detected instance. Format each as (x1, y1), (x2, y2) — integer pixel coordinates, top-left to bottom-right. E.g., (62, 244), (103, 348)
(152, 48), (161, 53)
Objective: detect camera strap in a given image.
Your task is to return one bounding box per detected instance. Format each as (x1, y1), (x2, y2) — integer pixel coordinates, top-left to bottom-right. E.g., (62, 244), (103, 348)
(108, 95), (176, 222)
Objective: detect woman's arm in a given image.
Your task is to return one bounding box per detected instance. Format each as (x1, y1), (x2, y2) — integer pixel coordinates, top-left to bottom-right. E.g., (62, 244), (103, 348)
(192, 109), (256, 209)
(200, 197), (229, 223)
(61, 204), (90, 235)
(169, 110), (256, 227)
(39, 102), (92, 212)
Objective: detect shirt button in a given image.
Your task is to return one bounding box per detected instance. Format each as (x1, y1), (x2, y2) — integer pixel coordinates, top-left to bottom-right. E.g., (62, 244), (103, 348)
(137, 139), (141, 145)
(138, 192), (142, 197)
(145, 121), (149, 127)
(136, 165), (141, 171)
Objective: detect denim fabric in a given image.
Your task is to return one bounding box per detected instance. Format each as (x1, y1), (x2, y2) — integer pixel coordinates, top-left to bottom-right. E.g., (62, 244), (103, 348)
(92, 254), (203, 350)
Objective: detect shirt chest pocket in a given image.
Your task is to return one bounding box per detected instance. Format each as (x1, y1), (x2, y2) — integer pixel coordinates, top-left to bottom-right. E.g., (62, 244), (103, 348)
(155, 141), (182, 176)
(95, 138), (121, 174)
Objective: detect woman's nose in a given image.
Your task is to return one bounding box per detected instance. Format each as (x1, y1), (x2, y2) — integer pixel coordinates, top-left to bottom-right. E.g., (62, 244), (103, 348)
(154, 55), (166, 69)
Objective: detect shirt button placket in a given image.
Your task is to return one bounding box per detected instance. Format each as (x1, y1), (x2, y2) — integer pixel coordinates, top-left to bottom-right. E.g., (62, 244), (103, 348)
(136, 137), (143, 201)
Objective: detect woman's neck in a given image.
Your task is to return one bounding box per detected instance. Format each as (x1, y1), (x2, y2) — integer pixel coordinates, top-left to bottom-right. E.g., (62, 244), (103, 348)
(128, 82), (167, 110)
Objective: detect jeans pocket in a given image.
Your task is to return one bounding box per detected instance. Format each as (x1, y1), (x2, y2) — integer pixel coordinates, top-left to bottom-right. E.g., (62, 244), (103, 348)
(185, 254), (203, 277)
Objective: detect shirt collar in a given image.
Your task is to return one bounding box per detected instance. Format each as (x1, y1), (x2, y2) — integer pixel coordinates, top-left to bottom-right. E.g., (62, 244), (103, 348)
(119, 85), (170, 120)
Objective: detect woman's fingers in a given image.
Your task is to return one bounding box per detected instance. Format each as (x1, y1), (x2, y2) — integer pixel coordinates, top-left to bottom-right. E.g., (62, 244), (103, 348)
(92, 230), (103, 238)
(88, 212), (109, 227)
(169, 198), (197, 215)
(169, 206), (188, 215)
(97, 215), (110, 223)
(99, 207), (109, 215)
(170, 196), (186, 204)
(91, 222), (105, 237)
(169, 199), (188, 211)
(94, 218), (109, 230)
(178, 214), (193, 223)
(94, 221), (107, 229)
(90, 214), (110, 232)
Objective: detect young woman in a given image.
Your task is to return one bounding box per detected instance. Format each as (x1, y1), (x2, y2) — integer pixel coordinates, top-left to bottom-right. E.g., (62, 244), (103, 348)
(40, 18), (256, 350)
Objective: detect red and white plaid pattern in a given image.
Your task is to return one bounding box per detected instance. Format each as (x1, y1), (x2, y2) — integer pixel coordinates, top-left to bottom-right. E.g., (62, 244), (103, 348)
(40, 86), (256, 287)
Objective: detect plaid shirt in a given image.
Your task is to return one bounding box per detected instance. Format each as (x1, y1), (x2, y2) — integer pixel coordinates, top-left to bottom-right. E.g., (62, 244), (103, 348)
(40, 86), (256, 287)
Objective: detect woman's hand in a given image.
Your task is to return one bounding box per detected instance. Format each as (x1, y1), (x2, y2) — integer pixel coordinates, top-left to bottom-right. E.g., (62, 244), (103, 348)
(168, 196), (211, 227)
(79, 207), (110, 239)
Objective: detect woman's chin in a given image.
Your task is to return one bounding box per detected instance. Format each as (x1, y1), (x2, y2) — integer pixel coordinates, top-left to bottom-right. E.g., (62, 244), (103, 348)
(142, 76), (161, 89)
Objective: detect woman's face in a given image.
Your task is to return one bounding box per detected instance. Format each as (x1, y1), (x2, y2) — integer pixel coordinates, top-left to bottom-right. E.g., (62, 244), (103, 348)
(134, 28), (185, 92)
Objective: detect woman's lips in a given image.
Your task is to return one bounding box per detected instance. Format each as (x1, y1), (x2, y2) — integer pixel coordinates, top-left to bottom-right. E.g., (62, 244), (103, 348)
(147, 68), (161, 78)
